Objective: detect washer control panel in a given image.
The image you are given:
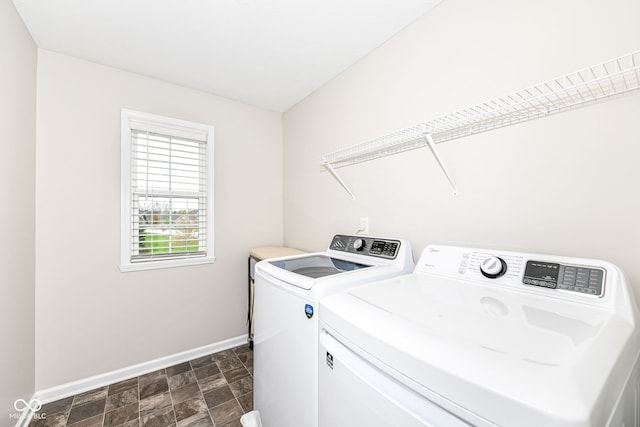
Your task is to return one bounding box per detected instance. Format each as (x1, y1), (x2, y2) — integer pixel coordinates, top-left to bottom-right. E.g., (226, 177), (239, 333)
(523, 261), (604, 296)
(329, 235), (400, 259)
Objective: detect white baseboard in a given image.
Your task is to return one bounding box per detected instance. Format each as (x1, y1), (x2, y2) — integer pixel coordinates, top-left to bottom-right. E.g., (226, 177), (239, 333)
(35, 334), (248, 404)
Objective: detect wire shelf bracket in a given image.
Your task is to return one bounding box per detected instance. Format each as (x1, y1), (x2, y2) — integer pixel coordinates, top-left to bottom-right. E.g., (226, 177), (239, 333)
(322, 160), (356, 200)
(424, 132), (458, 196)
(321, 49), (640, 199)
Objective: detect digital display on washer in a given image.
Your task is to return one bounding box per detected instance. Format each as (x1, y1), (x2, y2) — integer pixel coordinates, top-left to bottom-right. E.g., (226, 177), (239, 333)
(369, 240), (399, 259)
(523, 260), (605, 296)
(523, 261), (559, 289)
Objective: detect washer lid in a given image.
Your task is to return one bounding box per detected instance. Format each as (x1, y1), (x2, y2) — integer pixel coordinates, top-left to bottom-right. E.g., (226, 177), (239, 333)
(258, 253), (375, 290)
(321, 274), (639, 427)
(269, 254), (371, 279)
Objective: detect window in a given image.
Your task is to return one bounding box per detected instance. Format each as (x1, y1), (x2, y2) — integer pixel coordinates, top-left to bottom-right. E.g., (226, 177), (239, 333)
(120, 109), (214, 271)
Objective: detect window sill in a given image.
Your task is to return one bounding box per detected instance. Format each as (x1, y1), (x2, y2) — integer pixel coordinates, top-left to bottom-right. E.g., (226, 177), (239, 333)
(119, 256), (216, 272)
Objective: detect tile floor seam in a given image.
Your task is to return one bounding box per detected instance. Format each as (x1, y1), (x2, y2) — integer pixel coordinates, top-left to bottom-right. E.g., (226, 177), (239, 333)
(192, 359), (215, 427)
(167, 370), (179, 427)
(100, 399), (106, 427)
(137, 376), (141, 427)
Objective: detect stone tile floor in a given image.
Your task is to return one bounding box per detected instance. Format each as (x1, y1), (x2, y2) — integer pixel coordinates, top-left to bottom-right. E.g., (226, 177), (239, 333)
(30, 344), (253, 427)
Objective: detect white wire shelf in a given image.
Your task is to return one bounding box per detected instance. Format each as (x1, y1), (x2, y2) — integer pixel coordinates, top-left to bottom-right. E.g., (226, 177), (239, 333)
(321, 50), (640, 198)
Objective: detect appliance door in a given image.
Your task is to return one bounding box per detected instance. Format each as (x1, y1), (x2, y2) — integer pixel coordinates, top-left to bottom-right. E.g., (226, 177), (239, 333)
(319, 330), (471, 427)
(254, 269), (318, 427)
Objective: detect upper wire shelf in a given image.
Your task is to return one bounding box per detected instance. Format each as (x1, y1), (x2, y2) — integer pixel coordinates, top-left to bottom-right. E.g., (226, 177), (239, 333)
(321, 50), (640, 197)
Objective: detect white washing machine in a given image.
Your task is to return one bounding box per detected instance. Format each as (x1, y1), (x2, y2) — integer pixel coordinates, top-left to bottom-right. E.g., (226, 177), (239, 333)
(253, 234), (413, 427)
(319, 244), (640, 427)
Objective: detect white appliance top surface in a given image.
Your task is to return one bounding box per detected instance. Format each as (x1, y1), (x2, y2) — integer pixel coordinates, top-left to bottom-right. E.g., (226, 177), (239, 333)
(350, 275), (615, 368)
(256, 235), (413, 291)
(320, 244), (640, 427)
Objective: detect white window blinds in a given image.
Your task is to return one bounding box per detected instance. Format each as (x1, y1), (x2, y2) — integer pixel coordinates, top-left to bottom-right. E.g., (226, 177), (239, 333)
(121, 110), (214, 271)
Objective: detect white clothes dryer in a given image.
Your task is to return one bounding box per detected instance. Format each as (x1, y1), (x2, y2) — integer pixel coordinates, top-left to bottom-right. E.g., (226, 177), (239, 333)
(319, 244), (640, 427)
(253, 234), (413, 427)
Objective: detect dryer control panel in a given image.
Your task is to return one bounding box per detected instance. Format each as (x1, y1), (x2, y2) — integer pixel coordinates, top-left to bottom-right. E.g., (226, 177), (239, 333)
(329, 235), (400, 260)
(417, 245), (610, 299)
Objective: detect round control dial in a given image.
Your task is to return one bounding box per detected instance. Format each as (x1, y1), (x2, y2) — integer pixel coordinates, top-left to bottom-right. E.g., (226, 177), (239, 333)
(480, 256), (507, 279)
(353, 238), (365, 251)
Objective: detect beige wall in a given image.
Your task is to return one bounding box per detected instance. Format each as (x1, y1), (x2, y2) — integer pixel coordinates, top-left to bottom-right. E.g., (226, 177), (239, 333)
(35, 50), (283, 390)
(283, 0), (640, 297)
(0, 0), (37, 421)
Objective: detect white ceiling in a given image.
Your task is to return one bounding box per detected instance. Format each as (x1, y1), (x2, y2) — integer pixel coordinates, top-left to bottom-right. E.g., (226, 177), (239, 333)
(12, 0), (442, 112)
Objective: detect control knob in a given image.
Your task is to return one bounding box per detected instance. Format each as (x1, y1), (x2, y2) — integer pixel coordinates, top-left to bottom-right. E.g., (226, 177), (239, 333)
(480, 256), (507, 279)
(353, 238), (365, 251)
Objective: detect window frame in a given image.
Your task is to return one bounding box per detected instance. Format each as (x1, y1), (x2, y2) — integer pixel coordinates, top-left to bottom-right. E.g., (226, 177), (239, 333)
(120, 109), (215, 272)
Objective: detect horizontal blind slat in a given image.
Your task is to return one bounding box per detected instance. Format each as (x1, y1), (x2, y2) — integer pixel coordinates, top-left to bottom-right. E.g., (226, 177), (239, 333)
(130, 122), (208, 142)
